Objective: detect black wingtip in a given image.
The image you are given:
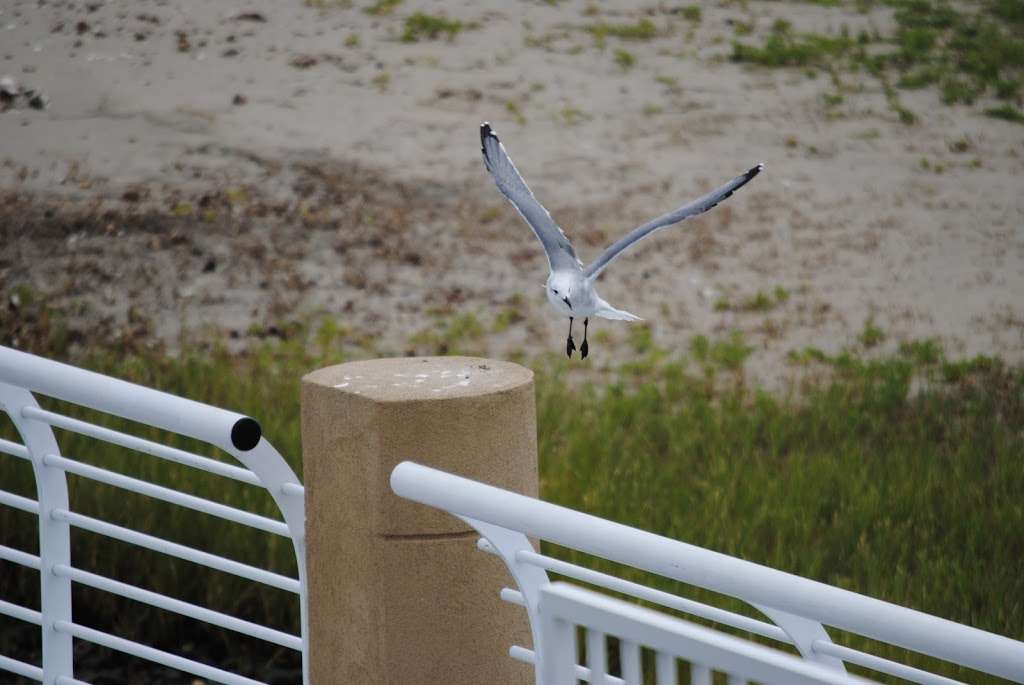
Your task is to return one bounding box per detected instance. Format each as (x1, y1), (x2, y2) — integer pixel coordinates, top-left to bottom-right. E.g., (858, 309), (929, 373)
(480, 121), (497, 147)
(746, 162), (765, 181)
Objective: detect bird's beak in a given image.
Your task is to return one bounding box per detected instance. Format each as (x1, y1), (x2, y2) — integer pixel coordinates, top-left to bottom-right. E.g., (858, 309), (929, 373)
(563, 297), (572, 310)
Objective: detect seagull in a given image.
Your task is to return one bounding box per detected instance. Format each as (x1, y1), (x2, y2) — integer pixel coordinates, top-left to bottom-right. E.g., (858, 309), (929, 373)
(480, 122), (763, 359)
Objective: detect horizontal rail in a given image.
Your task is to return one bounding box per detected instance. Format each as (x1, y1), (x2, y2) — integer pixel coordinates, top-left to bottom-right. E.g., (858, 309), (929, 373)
(515, 548), (789, 643)
(813, 640), (966, 685)
(54, 564), (302, 651)
(509, 645), (625, 685)
(42, 454), (289, 537)
(500, 588), (525, 606)
(0, 488), (39, 515)
(54, 620), (268, 685)
(53, 509), (300, 593)
(280, 482), (305, 497)
(391, 462), (1024, 682)
(21, 406), (260, 485)
(0, 437), (30, 459)
(0, 598), (42, 625)
(0, 345), (261, 452)
(0, 543), (41, 570)
(0, 654), (42, 681)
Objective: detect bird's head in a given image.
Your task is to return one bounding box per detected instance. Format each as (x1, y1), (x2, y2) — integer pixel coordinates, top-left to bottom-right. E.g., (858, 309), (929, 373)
(547, 273), (575, 310)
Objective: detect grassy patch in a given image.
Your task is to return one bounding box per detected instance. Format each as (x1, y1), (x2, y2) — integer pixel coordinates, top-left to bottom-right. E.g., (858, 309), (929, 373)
(858, 317), (886, 348)
(680, 5), (702, 23)
(3, 302), (1023, 683)
(364, 0), (402, 15)
(585, 18), (657, 46)
(505, 100), (527, 126)
(560, 106), (591, 126)
(614, 48), (636, 70)
(715, 287), (790, 313)
(731, 1), (1024, 121)
(731, 20), (855, 68)
(984, 103), (1024, 123)
(402, 12), (465, 42)
(371, 71), (391, 92)
(408, 312), (485, 354)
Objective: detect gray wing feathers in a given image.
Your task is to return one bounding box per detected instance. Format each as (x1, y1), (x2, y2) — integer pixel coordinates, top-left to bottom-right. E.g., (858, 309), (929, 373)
(585, 163), (764, 280)
(480, 123), (582, 272)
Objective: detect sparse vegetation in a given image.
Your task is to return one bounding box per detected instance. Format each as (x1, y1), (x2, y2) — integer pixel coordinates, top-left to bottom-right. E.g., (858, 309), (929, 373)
(731, 1), (1024, 121)
(715, 287), (791, 313)
(585, 18), (657, 46)
(505, 100), (527, 126)
(984, 104), (1024, 123)
(947, 135), (971, 153)
(654, 73), (679, 90)
(680, 5), (702, 23)
(364, 0), (402, 16)
(560, 106), (591, 126)
(371, 71), (391, 91)
(614, 48), (636, 70)
(402, 12), (466, 43)
(858, 317), (886, 348)
(731, 19), (854, 68)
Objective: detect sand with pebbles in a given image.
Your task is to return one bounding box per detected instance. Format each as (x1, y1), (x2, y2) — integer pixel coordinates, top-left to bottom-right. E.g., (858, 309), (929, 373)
(1, 0), (1022, 383)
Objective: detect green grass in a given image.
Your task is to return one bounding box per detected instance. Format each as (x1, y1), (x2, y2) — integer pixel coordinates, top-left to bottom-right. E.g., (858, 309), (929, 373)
(364, 0), (402, 15)
(731, 19), (855, 68)
(731, 1), (1024, 122)
(505, 100), (527, 126)
(2, 304), (1023, 682)
(401, 12), (465, 42)
(614, 48), (636, 70)
(985, 103), (1024, 123)
(680, 5), (702, 23)
(585, 18), (657, 47)
(715, 287), (790, 313)
(858, 317), (886, 348)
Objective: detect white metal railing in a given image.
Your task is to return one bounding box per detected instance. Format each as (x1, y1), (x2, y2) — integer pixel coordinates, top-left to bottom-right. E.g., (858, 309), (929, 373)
(539, 582), (875, 684)
(390, 461), (1024, 685)
(0, 345), (307, 685)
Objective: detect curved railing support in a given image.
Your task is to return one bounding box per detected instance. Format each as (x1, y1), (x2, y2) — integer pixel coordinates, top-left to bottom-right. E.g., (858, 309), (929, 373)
(457, 516), (549, 681)
(0, 383), (74, 685)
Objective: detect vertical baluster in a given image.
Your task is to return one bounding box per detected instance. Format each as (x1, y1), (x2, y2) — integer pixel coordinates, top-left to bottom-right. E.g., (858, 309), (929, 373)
(655, 651), (676, 685)
(619, 639), (642, 685)
(540, 614), (576, 685)
(586, 629), (608, 685)
(690, 663), (712, 685)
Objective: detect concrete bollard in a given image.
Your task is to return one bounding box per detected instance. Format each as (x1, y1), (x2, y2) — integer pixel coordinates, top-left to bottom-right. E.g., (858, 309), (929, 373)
(301, 356), (537, 685)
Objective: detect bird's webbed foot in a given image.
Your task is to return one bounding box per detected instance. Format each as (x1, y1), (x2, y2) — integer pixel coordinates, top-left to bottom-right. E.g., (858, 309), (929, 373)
(580, 339), (589, 359)
(566, 336), (576, 358)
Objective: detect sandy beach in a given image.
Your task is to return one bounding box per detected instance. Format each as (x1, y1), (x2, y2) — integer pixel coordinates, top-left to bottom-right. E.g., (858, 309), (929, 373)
(1, 0), (1022, 383)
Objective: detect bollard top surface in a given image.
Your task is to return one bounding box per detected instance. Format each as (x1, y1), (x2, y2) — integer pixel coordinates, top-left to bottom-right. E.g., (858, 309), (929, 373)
(302, 356), (533, 403)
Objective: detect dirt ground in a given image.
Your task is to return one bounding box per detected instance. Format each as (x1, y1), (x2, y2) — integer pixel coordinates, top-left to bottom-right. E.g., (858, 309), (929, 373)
(1, 0), (1022, 385)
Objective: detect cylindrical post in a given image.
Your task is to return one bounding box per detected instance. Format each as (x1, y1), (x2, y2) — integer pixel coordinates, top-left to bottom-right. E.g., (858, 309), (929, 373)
(301, 356), (538, 685)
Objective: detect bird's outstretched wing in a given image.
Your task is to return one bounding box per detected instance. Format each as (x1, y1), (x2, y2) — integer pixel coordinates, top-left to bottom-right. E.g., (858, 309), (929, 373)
(584, 163), (764, 280)
(480, 123), (582, 272)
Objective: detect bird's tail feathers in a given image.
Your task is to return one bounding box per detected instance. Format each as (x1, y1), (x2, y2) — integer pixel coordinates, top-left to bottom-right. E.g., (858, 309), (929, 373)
(594, 304), (643, 322)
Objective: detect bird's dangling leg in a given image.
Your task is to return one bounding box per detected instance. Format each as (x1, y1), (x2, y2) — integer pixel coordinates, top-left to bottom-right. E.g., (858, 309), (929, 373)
(566, 317), (576, 358)
(580, 318), (589, 359)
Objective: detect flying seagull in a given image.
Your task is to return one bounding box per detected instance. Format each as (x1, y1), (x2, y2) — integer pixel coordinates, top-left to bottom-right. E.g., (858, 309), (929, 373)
(480, 122), (763, 359)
